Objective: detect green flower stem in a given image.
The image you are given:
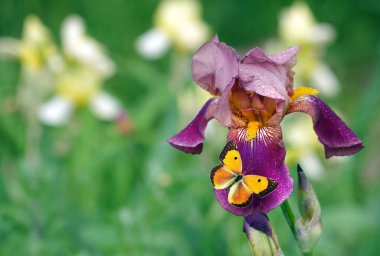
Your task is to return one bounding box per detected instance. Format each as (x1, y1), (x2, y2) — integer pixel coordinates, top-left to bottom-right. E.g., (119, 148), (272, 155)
(281, 200), (296, 235)
(281, 200), (313, 256)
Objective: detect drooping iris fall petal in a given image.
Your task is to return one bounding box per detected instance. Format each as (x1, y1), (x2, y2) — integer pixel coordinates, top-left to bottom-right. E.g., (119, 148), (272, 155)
(288, 95), (364, 158)
(228, 125), (286, 171)
(167, 98), (217, 154)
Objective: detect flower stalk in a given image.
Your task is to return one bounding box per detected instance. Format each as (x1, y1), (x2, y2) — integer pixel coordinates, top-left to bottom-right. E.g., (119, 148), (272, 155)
(281, 165), (322, 256)
(280, 199), (296, 235)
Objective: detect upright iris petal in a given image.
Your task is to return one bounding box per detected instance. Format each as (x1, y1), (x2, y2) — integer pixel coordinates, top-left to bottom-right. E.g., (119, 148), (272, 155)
(239, 46), (299, 100)
(192, 36), (239, 96)
(192, 36), (239, 127)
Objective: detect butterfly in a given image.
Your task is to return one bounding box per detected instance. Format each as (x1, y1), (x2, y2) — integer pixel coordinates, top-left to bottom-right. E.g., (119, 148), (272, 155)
(210, 141), (278, 207)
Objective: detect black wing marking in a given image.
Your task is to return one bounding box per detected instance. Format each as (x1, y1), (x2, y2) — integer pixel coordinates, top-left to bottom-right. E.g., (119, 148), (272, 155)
(257, 178), (278, 198)
(219, 141), (238, 163)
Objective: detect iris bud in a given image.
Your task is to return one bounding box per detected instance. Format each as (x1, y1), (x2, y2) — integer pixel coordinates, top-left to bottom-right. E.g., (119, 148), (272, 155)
(295, 164), (322, 253)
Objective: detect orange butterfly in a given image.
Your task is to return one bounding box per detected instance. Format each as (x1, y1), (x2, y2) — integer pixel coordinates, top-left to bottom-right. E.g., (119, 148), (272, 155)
(210, 141), (278, 207)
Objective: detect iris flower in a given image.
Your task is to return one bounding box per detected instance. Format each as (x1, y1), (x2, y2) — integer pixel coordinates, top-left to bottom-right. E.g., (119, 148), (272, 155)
(168, 36), (363, 215)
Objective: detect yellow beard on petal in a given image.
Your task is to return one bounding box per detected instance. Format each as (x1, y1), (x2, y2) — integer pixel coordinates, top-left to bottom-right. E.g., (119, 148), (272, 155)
(291, 86), (319, 101)
(245, 121), (261, 141)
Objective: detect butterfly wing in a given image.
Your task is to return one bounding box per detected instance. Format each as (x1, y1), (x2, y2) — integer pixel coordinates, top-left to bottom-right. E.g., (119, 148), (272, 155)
(219, 141), (242, 174)
(228, 181), (253, 207)
(243, 175), (278, 198)
(212, 141), (252, 207)
(210, 165), (236, 189)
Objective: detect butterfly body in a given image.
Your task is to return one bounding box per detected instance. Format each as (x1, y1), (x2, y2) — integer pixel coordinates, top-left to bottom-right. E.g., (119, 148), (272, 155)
(232, 174), (243, 184)
(210, 141), (278, 207)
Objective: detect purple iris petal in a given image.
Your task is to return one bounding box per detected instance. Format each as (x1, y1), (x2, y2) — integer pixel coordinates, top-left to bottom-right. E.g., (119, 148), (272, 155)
(288, 95), (364, 158)
(228, 125), (286, 171)
(213, 126), (293, 216)
(239, 46), (299, 100)
(254, 163), (293, 213)
(213, 83), (234, 127)
(167, 98), (217, 154)
(242, 46), (300, 66)
(192, 36), (239, 96)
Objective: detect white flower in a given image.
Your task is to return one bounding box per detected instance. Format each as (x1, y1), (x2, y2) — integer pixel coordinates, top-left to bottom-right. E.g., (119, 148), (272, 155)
(39, 91), (122, 126)
(38, 96), (74, 126)
(38, 15), (122, 126)
(279, 2), (335, 44)
(39, 64), (122, 126)
(62, 15), (115, 77)
(135, 0), (210, 59)
(135, 29), (170, 59)
(89, 92), (122, 121)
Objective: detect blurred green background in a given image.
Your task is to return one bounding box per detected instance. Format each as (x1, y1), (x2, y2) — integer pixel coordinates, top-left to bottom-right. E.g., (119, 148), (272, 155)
(0, 0), (379, 255)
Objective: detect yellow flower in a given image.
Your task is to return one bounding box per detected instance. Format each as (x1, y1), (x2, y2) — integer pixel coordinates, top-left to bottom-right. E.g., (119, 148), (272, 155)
(0, 15), (61, 74)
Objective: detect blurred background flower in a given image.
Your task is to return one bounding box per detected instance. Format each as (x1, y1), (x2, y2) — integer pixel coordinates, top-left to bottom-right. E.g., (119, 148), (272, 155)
(135, 0), (210, 59)
(283, 115), (325, 180)
(39, 15), (122, 126)
(0, 15), (60, 75)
